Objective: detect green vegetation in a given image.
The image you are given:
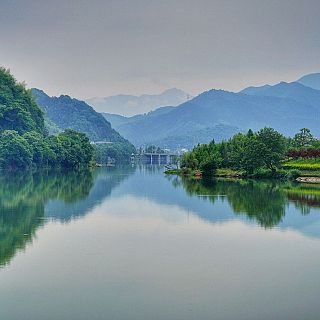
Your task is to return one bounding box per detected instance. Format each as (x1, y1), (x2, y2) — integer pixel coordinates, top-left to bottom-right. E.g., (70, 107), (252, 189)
(95, 142), (136, 164)
(282, 158), (320, 171)
(32, 88), (130, 143)
(178, 127), (320, 180)
(0, 68), (94, 170)
(0, 67), (45, 135)
(32, 88), (136, 163)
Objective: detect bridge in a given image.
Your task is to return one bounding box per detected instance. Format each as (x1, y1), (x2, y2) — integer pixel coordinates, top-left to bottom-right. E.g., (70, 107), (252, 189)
(135, 152), (180, 165)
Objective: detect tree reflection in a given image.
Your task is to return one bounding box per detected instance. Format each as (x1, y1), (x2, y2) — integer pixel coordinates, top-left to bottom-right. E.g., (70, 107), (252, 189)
(173, 176), (320, 228)
(0, 167), (134, 267)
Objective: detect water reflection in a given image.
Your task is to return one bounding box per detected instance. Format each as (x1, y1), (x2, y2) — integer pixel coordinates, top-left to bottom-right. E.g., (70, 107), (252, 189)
(167, 175), (320, 228)
(1, 167), (320, 319)
(1, 166), (320, 268)
(0, 167), (134, 267)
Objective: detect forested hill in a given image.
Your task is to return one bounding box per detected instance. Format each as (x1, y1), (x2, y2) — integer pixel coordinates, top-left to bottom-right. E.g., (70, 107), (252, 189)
(0, 67), (96, 169)
(32, 88), (128, 143)
(0, 68), (45, 135)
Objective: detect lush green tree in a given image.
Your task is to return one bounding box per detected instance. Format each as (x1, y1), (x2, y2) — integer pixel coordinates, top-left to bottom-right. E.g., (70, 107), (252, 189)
(255, 127), (287, 171)
(293, 128), (315, 148)
(200, 155), (217, 177)
(241, 136), (264, 173)
(57, 129), (94, 168)
(0, 68), (45, 135)
(181, 127), (288, 176)
(222, 132), (250, 169)
(181, 151), (199, 170)
(23, 131), (56, 166)
(0, 130), (32, 169)
(240, 128), (286, 172)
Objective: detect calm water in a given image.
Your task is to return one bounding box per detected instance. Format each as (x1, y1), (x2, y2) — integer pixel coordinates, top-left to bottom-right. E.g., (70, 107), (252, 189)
(1, 166), (320, 320)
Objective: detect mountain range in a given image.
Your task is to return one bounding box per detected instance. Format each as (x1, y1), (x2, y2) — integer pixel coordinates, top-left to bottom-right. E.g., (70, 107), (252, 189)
(297, 73), (320, 90)
(86, 88), (191, 116)
(32, 88), (130, 144)
(102, 73), (320, 149)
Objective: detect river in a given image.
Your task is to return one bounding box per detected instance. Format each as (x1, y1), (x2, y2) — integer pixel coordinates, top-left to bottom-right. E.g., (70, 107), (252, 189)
(1, 165), (320, 319)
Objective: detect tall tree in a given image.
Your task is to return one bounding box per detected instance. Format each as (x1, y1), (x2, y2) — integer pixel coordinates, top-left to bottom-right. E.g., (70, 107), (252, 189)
(0, 130), (32, 169)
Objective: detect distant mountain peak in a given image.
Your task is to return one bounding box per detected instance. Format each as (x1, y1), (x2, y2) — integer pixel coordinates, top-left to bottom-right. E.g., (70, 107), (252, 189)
(86, 88), (191, 116)
(297, 72), (320, 90)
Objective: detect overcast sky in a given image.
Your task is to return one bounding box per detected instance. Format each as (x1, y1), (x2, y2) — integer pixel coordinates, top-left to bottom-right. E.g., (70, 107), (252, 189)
(1, 0), (319, 99)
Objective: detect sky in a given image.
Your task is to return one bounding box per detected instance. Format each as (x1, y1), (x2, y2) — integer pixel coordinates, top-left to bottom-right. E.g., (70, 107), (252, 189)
(1, 0), (320, 99)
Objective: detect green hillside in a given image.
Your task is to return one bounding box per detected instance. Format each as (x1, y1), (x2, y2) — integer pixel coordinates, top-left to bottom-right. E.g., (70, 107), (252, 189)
(0, 68), (94, 169)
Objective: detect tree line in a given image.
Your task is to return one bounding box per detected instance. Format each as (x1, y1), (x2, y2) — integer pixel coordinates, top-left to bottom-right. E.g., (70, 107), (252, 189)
(181, 127), (320, 177)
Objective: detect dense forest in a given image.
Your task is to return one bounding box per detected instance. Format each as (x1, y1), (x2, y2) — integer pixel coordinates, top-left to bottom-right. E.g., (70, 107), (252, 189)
(0, 68), (94, 169)
(179, 127), (320, 178)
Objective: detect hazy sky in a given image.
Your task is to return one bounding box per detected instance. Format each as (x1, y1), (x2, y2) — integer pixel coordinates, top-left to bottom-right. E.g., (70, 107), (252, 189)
(1, 0), (320, 99)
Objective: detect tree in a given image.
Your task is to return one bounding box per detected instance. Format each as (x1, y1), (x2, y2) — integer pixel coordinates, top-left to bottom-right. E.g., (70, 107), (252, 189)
(181, 152), (198, 170)
(200, 155), (217, 177)
(242, 128), (286, 172)
(57, 129), (94, 168)
(0, 130), (32, 169)
(256, 127), (286, 170)
(293, 128), (315, 148)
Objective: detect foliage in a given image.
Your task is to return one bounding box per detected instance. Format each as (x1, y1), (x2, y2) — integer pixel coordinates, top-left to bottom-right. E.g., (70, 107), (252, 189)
(181, 127), (287, 176)
(32, 88), (128, 143)
(253, 127), (287, 171)
(0, 68), (45, 135)
(0, 130), (33, 169)
(287, 129), (320, 158)
(94, 142), (136, 164)
(292, 128), (316, 148)
(0, 68), (96, 170)
(57, 129), (95, 168)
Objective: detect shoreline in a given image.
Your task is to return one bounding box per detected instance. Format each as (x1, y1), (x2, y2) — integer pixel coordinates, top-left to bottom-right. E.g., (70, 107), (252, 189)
(165, 169), (320, 184)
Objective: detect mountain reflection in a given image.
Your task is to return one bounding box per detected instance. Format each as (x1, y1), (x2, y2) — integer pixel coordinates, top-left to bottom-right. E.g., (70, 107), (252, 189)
(168, 175), (320, 228)
(0, 167), (135, 267)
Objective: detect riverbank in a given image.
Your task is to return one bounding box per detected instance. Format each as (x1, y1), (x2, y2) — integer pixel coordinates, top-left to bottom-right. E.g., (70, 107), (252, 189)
(165, 168), (320, 183)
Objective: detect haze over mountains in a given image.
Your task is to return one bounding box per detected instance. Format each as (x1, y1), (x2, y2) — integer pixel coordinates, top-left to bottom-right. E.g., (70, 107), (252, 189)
(31, 72), (320, 151)
(86, 88), (191, 116)
(102, 72), (320, 149)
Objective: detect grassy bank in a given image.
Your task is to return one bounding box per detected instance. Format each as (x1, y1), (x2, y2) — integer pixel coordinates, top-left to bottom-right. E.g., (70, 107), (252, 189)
(282, 159), (320, 178)
(166, 158), (320, 183)
(282, 158), (320, 171)
(165, 167), (315, 181)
